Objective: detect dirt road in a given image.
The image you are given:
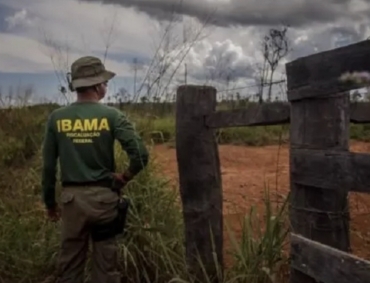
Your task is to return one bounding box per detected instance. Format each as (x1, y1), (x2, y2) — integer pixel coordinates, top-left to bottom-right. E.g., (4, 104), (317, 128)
(153, 141), (370, 260)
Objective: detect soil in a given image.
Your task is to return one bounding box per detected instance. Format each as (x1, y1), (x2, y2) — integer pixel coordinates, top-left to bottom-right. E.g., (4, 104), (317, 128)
(152, 140), (370, 264)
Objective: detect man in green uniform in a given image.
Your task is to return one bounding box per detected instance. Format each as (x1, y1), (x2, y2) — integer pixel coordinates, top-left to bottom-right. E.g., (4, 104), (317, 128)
(41, 56), (149, 283)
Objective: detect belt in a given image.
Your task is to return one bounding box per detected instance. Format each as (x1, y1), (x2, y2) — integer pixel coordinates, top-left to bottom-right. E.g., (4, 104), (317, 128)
(62, 179), (112, 188)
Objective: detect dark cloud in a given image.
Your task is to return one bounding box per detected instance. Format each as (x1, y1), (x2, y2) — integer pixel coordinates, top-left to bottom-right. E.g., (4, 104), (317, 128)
(183, 22), (370, 83)
(77, 0), (370, 88)
(79, 0), (369, 28)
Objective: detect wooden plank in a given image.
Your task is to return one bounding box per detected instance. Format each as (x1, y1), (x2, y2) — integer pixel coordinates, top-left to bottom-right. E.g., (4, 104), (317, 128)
(291, 233), (370, 283)
(289, 93), (350, 283)
(203, 102), (370, 128)
(291, 149), (370, 194)
(287, 83), (355, 101)
(175, 85), (223, 282)
(286, 40), (370, 91)
(351, 102), (370, 123)
(205, 102), (290, 128)
(287, 84), (370, 101)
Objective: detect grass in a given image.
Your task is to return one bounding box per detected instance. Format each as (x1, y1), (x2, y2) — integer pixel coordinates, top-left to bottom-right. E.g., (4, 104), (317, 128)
(1, 100), (369, 282)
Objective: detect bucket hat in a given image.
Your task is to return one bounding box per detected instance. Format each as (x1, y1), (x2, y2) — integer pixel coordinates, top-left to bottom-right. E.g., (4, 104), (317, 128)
(69, 56), (115, 90)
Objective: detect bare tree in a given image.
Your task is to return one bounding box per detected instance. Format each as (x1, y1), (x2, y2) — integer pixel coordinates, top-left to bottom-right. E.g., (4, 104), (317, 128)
(16, 85), (34, 106)
(0, 86), (4, 108)
(130, 58), (145, 98)
(100, 10), (119, 63)
(117, 87), (130, 103)
(253, 59), (269, 103)
(130, 9), (212, 105)
(41, 31), (72, 104)
(0, 84), (35, 108)
(261, 26), (290, 102)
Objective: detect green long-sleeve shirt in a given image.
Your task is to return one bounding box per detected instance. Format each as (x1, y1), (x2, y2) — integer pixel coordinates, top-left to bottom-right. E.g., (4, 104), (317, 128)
(41, 101), (149, 209)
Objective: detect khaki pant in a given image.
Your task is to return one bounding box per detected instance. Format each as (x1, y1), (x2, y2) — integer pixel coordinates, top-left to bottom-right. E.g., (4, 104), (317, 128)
(56, 186), (121, 283)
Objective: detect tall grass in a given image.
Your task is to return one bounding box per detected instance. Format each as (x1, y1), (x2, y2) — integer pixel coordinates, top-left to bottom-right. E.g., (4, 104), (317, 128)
(0, 148), (290, 283)
(226, 190), (290, 283)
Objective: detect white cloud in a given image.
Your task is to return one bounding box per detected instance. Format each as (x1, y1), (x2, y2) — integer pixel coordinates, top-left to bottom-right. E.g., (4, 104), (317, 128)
(0, 0), (163, 84)
(0, 31), (133, 76)
(5, 9), (34, 30)
(0, 33), (52, 72)
(3, 0), (160, 57)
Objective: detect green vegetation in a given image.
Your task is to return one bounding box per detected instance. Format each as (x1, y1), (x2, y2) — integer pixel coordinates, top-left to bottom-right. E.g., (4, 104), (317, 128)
(2, 100), (369, 282)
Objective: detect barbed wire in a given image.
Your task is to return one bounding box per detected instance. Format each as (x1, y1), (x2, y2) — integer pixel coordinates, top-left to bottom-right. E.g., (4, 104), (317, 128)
(216, 79), (286, 93)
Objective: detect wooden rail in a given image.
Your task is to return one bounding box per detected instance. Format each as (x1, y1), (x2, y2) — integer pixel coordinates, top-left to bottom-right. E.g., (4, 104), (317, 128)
(205, 102), (290, 128)
(350, 102), (370, 123)
(291, 234), (370, 283)
(204, 102), (370, 129)
(291, 149), (370, 193)
(286, 40), (370, 101)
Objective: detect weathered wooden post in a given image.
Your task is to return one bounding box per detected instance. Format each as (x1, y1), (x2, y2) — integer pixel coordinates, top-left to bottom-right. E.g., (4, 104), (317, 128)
(287, 58), (351, 282)
(175, 85), (223, 282)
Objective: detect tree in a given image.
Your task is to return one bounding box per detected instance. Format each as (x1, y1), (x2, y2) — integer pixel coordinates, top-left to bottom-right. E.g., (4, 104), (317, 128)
(130, 58), (144, 97)
(261, 26), (290, 102)
(117, 87), (130, 103)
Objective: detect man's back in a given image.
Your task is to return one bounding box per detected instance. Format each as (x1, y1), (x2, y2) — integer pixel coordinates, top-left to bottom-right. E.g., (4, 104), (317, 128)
(51, 101), (117, 183)
(42, 101), (148, 208)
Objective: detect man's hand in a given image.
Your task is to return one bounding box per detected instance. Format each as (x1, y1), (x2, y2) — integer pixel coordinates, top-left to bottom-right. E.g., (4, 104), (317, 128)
(112, 171), (133, 189)
(47, 205), (61, 222)
(112, 173), (126, 183)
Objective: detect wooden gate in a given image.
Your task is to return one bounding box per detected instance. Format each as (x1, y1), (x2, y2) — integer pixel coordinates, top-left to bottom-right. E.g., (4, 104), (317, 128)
(287, 40), (370, 283)
(175, 40), (370, 282)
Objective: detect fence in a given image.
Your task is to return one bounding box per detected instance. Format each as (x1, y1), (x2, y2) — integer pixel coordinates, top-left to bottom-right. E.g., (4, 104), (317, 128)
(175, 39), (370, 282)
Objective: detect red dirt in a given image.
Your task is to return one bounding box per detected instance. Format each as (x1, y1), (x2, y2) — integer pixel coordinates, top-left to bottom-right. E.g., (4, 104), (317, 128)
(152, 140), (370, 263)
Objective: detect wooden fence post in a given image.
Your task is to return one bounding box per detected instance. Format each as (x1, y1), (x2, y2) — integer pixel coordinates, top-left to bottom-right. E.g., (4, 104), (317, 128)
(175, 85), (223, 282)
(289, 92), (351, 283)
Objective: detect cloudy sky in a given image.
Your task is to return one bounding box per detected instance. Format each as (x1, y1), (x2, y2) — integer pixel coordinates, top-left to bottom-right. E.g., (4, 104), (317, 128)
(0, 0), (369, 104)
